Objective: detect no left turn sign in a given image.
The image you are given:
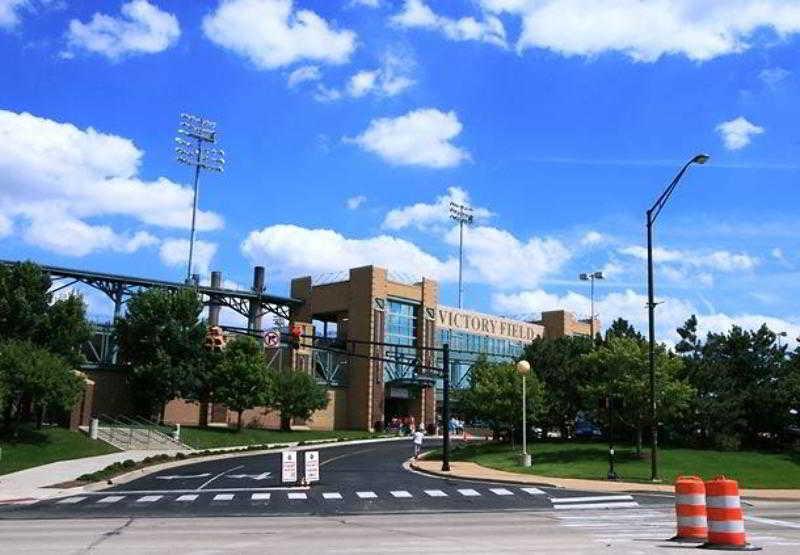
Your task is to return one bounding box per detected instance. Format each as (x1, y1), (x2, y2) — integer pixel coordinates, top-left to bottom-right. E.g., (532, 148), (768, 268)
(264, 330), (280, 348)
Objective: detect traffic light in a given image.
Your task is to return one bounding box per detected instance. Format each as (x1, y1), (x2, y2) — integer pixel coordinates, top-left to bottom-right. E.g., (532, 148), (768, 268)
(289, 324), (303, 350)
(204, 326), (226, 352)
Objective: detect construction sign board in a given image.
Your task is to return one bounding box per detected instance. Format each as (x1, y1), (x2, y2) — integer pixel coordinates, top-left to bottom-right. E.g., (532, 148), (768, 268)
(304, 451), (320, 483)
(281, 451), (297, 483)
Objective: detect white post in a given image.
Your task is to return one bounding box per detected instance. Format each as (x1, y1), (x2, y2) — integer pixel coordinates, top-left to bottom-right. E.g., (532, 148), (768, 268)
(520, 374), (531, 467)
(173, 423), (181, 441)
(90, 418), (99, 440)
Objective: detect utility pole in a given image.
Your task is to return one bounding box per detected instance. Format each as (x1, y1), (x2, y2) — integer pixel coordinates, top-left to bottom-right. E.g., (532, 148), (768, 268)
(441, 342), (451, 472)
(175, 113), (225, 283)
(449, 202), (473, 309)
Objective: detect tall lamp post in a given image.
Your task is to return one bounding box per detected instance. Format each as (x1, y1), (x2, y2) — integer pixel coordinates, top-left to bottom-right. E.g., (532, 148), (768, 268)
(449, 202), (473, 309)
(777, 331), (788, 350)
(579, 271), (604, 343)
(175, 113), (225, 283)
(516, 360), (532, 467)
(646, 153), (709, 482)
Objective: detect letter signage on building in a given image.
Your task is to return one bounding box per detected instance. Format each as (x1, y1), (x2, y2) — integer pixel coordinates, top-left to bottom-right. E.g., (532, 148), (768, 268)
(282, 451), (297, 483)
(436, 307), (544, 342)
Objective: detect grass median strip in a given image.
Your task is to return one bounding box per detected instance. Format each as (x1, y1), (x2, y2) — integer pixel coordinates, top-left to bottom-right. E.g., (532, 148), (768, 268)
(0, 427), (119, 476)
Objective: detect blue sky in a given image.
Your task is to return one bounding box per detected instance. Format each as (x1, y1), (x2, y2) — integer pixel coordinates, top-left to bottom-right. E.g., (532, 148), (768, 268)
(1, 0), (799, 344)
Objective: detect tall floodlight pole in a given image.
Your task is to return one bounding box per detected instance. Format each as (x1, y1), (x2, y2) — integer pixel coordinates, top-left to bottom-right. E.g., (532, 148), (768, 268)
(646, 153), (709, 482)
(449, 202), (473, 308)
(579, 271), (604, 343)
(175, 113), (225, 283)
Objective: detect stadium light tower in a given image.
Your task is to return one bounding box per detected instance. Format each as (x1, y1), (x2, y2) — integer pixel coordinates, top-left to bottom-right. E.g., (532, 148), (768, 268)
(175, 113), (225, 283)
(579, 271), (604, 342)
(449, 202), (473, 308)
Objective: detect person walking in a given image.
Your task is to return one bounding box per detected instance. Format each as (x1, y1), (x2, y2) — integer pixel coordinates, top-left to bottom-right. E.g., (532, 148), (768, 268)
(412, 425), (425, 460)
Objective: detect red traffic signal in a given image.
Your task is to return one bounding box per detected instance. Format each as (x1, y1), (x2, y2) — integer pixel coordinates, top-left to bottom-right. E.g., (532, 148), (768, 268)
(289, 324), (303, 350)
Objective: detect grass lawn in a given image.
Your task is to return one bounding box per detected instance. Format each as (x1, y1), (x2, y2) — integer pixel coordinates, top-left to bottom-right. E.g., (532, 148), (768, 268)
(180, 426), (387, 450)
(438, 441), (800, 489)
(0, 426), (119, 476)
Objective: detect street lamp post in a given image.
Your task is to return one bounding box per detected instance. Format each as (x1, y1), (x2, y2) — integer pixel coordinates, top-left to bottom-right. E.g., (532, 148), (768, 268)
(579, 271), (604, 343)
(777, 331), (788, 350)
(646, 153), (709, 482)
(175, 113), (225, 283)
(516, 360), (532, 467)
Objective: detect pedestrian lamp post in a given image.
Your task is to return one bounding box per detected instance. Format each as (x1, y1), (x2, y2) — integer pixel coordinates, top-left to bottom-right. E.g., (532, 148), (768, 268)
(516, 360), (532, 467)
(646, 153), (709, 482)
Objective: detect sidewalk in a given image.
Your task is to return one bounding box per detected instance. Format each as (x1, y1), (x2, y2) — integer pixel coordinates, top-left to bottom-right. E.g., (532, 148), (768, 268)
(410, 459), (800, 501)
(0, 450), (184, 505)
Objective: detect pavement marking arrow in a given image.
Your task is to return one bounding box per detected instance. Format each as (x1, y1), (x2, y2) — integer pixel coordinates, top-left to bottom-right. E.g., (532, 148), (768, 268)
(155, 473), (212, 480)
(226, 472), (272, 480)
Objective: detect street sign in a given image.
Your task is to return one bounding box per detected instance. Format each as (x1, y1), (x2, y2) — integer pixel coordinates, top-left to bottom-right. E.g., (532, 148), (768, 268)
(282, 451), (297, 483)
(304, 451), (320, 483)
(264, 330), (280, 348)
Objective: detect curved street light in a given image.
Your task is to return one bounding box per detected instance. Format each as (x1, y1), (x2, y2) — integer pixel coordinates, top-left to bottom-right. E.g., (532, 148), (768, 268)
(646, 153), (709, 482)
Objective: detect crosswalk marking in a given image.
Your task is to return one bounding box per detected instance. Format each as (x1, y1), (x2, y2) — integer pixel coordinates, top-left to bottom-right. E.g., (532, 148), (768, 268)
(425, 490), (448, 497)
(251, 493), (271, 501)
(136, 495), (163, 503)
(175, 494), (199, 502)
(356, 491), (378, 499)
(288, 492), (307, 500)
(458, 489), (481, 497)
(521, 487), (546, 495)
(322, 492), (343, 500)
(96, 496), (125, 504)
(551, 495), (634, 504)
(212, 494), (234, 501)
(490, 488), (514, 496)
(57, 497), (87, 504)
(554, 502), (639, 510)
(390, 491), (413, 498)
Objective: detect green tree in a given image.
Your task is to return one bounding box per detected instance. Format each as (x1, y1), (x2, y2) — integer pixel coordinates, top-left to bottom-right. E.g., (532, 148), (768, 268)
(522, 335), (593, 438)
(581, 337), (694, 455)
(0, 340), (83, 434)
(215, 336), (272, 429)
(267, 370), (328, 431)
(459, 359), (543, 440)
(604, 318), (645, 343)
(115, 288), (206, 420)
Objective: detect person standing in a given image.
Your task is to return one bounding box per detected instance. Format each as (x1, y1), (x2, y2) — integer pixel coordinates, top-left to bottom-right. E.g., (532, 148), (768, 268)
(412, 425), (425, 459)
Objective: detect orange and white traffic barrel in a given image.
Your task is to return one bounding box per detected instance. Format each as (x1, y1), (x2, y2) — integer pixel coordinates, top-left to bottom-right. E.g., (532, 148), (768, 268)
(702, 476), (760, 551)
(670, 475), (707, 542)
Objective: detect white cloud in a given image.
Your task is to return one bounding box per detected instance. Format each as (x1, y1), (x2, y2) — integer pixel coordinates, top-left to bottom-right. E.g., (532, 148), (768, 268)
(347, 69), (379, 97)
(313, 83), (343, 102)
(619, 245), (759, 272)
(346, 195), (367, 210)
(349, 0), (380, 7)
(771, 247), (785, 261)
(159, 238), (218, 276)
(0, 109), (223, 256)
(0, 0), (27, 30)
(759, 67), (790, 87)
(391, 0), (507, 47)
(347, 108), (470, 168)
(580, 230), (605, 246)
(287, 64), (321, 87)
(716, 116), (765, 150)
(241, 224), (458, 282)
(447, 225), (571, 289)
(65, 0), (180, 60)
(492, 287), (800, 347)
(0, 212), (12, 237)
(383, 186), (491, 231)
(202, 0), (357, 70)
(327, 52), (415, 101)
(482, 0), (800, 62)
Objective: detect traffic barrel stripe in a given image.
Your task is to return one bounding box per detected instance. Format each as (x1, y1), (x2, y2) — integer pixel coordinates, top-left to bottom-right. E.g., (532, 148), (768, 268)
(702, 476), (759, 550)
(671, 476), (707, 542)
(706, 495), (741, 508)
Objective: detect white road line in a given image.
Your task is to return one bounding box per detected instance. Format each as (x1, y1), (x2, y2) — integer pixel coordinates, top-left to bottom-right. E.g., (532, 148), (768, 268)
(322, 493), (342, 500)
(251, 493), (271, 501)
(197, 465), (244, 490)
(175, 494), (199, 502)
(96, 496), (125, 504)
(554, 502), (639, 510)
(425, 490), (448, 497)
(356, 491), (378, 499)
(212, 494), (234, 501)
(551, 495), (634, 504)
(390, 491), (413, 498)
(490, 488), (514, 496)
(520, 487), (546, 495)
(458, 489), (481, 497)
(288, 492), (307, 500)
(746, 516), (800, 530)
(57, 497), (87, 504)
(78, 487), (307, 495)
(136, 495), (163, 503)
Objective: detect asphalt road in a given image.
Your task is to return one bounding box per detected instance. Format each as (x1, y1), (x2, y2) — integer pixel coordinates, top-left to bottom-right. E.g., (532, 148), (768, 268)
(0, 439), (670, 520)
